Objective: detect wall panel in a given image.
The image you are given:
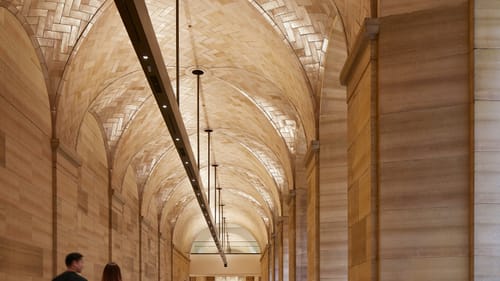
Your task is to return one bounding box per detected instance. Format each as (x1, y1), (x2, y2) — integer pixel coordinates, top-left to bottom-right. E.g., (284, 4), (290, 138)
(378, 4), (470, 281)
(0, 7), (52, 281)
(112, 166), (140, 281)
(475, 1), (500, 279)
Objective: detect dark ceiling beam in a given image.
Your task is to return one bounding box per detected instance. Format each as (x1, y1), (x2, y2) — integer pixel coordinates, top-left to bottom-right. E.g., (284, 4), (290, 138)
(113, 0), (227, 266)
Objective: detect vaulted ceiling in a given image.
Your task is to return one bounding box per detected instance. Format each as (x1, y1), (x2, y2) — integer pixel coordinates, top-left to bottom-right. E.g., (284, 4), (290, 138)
(1, 0), (369, 251)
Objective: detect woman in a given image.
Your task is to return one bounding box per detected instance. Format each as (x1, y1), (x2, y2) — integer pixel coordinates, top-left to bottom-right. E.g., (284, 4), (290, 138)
(101, 262), (122, 281)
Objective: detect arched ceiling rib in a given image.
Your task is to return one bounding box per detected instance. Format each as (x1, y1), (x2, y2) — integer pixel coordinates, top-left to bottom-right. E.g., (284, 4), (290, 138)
(103, 72), (295, 213)
(248, 0), (336, 95)
(57, 0), (302, 250)
(93, 75), (290, 243)
(191, 224), (261, 254)
(140, 149), (281, 228)
(0, 0), (111, 98)
(172, 201), (268, 253)
(2, 0), (368, 102)
(16, 0), (359, 252)
(127, 128), (283, 219)
(162, 180), (271, 232)
(144, 155), (278, 225)
(212, 67), (305, 154)
(89, 71), (150, 154)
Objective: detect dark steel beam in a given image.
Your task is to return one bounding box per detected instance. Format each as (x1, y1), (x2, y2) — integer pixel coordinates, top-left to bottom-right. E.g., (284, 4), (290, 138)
(113, 0), (227, 265)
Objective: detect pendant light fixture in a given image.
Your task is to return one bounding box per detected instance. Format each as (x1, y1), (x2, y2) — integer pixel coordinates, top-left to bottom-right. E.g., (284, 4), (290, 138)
(193, 69), (204, 171)
(213, 164), (219, 222)
(205, 129), (213, 203)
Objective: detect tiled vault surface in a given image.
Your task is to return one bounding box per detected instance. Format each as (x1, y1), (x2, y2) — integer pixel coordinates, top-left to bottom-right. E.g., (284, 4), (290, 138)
(0, 0), (362, 250)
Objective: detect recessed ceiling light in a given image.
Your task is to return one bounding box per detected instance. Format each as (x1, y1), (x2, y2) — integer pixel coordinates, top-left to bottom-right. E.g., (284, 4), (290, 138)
(175, 137), (180, 141)
(191, 179), (195, 182)
(142, 55), (149, 60)
(185, 161), (189, 165)
(162, 105), (167, 108)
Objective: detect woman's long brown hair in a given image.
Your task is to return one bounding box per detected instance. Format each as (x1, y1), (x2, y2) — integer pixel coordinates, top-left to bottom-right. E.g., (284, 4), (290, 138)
(101, 262), (122, 281)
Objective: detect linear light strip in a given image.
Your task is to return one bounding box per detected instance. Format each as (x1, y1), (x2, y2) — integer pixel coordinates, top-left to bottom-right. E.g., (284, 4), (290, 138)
(113, 0), (227, 265)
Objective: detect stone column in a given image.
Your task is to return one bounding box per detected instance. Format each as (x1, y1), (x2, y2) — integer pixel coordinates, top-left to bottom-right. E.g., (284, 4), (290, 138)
(318, 17), (348, 280)
(305, 141), (319, 281)
(276, 219), (283, 281)
(295, 186), (308, 281)
(287, 191), (296, 281)
(260, 244), (270, 281)
(269, 232), (277, 281)
(377, 2), (471, 280)
(475, 0), (500, 279)
(342, 1), (472, 280)
(341, 19), (379, 281)
(293, 151), (308, 281)
(282, 217), (289, 281)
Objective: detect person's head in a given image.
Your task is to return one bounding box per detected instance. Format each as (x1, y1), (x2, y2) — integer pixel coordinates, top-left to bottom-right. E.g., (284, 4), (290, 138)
(65, 252), (84, 273)
(101, 262), (122, 281)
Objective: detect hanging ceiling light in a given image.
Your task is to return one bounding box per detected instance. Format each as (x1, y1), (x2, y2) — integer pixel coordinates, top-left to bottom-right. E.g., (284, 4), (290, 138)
(193, 69), (204, 172)
(205, 129), (213, 204)
(213, 164), (219, 223)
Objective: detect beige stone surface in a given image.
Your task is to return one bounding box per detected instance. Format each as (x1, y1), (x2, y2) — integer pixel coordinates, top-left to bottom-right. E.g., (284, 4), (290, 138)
(0, 0), (375, 263)
(343, 22), (376, 280)
(0, 0), (363, 277)
(260, 245), (269, 281)
(378, 3), (470, 281)
(1, 0), (488, 280)
(112, 166), (140, 281)
(0, 8), (52, 281)
(347, 70), (375, 281)
(173, 246), (190, 281)
(475, 1), (500, 280)
(53, 1), (308, 249)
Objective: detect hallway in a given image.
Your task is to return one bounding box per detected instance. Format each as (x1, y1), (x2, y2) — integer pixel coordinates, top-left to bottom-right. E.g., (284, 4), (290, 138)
(0, 0), (498, 280)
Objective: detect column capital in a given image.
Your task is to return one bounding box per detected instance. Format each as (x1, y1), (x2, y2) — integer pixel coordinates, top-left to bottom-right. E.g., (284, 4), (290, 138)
(111, 188), (125, 208)
(340, 18), (379, 86)
(304, 140), (319, 168)
(54, 140), (82, 167)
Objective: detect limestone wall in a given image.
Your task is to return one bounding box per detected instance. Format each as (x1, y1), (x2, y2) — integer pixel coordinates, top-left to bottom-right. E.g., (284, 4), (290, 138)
(0, 7), (179, 281)
(475, 0), (500, 280)
(0, 8), (52, 281)
(173, 247), (190, 281)
(378, 3), (471, 280)
(112, 166), (140, 281)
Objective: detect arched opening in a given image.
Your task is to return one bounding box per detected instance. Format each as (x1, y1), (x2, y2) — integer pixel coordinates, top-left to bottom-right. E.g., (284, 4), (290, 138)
(72, 112), (110, 281)
(189, 224), (262, 279)
(191, 224), (261, 254)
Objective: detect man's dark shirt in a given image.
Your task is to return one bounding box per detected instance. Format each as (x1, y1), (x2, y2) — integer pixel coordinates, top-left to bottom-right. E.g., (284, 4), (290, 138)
(52, 271), (87, 281)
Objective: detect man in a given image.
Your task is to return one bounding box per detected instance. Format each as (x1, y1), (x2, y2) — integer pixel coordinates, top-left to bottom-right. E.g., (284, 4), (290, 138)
(52, 252), (88, 281)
